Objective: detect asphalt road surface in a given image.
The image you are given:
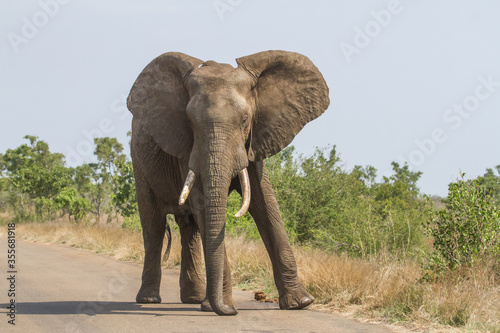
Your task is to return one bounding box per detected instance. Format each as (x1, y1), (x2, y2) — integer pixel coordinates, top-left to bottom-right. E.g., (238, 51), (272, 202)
(0, 236), (393, 333)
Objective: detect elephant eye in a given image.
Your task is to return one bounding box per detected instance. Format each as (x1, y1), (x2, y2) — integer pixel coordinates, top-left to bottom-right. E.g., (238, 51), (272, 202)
(242, 115), (249, 125)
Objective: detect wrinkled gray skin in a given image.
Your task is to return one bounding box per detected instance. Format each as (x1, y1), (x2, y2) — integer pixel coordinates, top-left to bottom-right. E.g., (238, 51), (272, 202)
(127, 50), (329, 316)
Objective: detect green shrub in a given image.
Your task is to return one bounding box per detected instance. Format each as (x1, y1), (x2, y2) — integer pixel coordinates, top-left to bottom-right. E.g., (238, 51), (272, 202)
(265, 146), (429, 257)
(54, 187), (92, 223)
(226, 191), (260, 239)
(426, 173), (500, 272)
(121, 213), (142, 232)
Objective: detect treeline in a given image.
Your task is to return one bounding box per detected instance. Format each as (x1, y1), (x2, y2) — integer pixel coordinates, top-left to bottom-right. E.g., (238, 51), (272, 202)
(0, 135), (136, 224)
(1, 135), (499, 269)
(269, 147), (499, 268)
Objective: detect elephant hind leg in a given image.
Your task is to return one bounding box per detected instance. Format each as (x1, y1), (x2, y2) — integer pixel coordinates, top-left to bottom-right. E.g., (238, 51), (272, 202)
(177, 214), (206, 304)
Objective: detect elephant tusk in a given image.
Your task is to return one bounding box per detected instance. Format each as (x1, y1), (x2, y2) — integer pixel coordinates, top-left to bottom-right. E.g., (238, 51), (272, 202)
(179, 170), (196, 205)
(235, 168), (251, 217)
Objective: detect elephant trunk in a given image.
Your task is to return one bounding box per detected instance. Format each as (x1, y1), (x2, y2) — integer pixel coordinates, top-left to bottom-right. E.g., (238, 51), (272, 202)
(201, 142), (238, 316)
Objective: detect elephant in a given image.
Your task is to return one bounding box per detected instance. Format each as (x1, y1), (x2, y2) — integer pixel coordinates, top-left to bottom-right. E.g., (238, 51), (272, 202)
(127, 50), (330, 316)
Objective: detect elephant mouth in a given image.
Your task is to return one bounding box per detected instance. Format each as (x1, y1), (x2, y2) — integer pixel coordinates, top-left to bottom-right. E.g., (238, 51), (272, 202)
(178, 168), (251, 218)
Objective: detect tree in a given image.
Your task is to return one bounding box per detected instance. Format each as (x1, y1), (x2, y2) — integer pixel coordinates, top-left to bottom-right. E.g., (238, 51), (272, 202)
(94, 137), (126, 175)
(264, 147), (430, 257)
(477, 165), (500, 205)
(111, 160), (138, 217)
(73, 163), (105, 221)
(352, 164), (377, 188)
(369, 162), (428, 255)
(0, 136), (72, 220)
(375, 162), (422, 202)
(72, 138), (126, 222)
(54, 187), (92, 223)
(267, 146), (370, 251)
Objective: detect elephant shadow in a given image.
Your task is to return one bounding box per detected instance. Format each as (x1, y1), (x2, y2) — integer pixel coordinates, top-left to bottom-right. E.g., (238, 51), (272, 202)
(2, 301), (278, 317)
(3, 301), (199, 317)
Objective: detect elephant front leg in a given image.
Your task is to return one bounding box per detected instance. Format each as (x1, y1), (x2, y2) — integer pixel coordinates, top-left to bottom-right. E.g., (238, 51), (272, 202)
(247, 162), (314, 310)
(176, 215), (206, 304)
(136, 216), (166, 303)
(135, 175), (166, 303)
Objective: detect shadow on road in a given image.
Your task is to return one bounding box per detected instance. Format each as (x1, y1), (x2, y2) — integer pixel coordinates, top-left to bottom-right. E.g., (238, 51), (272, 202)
(1, 301), (278, 317)
(3, 301), (199, 316)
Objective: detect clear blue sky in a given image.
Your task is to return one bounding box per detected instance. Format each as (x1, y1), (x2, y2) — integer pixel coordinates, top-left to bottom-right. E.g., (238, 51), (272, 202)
(1, 0), (499, 196)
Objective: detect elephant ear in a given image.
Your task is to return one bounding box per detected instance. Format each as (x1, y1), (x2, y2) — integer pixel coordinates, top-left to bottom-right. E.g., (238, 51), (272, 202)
(236, 50), (330, 161)
(127, 52), (203, 159)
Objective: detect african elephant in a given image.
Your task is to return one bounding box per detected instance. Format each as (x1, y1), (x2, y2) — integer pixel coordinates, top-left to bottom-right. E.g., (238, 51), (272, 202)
(127, 50), (329, 315)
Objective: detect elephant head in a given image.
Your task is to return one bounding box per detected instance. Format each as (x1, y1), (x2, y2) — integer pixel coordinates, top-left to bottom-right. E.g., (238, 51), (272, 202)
(127, 50), (329, 315)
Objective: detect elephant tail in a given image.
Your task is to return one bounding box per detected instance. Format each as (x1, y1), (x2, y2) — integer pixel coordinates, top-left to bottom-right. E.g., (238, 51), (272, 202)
(162, 220), (172, 263)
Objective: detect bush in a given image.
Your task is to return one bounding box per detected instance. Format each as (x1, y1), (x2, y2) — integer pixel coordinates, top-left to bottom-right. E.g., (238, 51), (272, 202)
(226, 191), (260, 239)
(54, 187), (92, 223)
(121, 213), (142, 232)
(426, 173), (500, 272)
(265, 146), (430, 257)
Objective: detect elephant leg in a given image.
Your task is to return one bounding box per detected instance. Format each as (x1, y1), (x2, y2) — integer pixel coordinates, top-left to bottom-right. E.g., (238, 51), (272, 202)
(247, 162), (314, 310)
(176, 214), (206, 304)
(135, 169), (166, 304)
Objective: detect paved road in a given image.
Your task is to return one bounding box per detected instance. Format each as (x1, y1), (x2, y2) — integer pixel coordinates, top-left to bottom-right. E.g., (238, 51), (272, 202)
(0, 237), (392, 333)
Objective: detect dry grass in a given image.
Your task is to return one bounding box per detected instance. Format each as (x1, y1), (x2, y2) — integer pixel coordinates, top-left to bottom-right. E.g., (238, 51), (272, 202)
(227, 236), (499, 332)
(13, 221), (181, 269)
(10, 221), (500, 332)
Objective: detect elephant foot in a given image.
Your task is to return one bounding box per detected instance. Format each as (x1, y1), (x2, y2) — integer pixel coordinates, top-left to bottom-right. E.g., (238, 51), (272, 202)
(279, 286), (315, 310)
(200, 299), (212, 312)
(200, 296), (237, 312)
(136, 288), (162, 303)
(181, 292), (205, 304)
(180, 280), (206, 304)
